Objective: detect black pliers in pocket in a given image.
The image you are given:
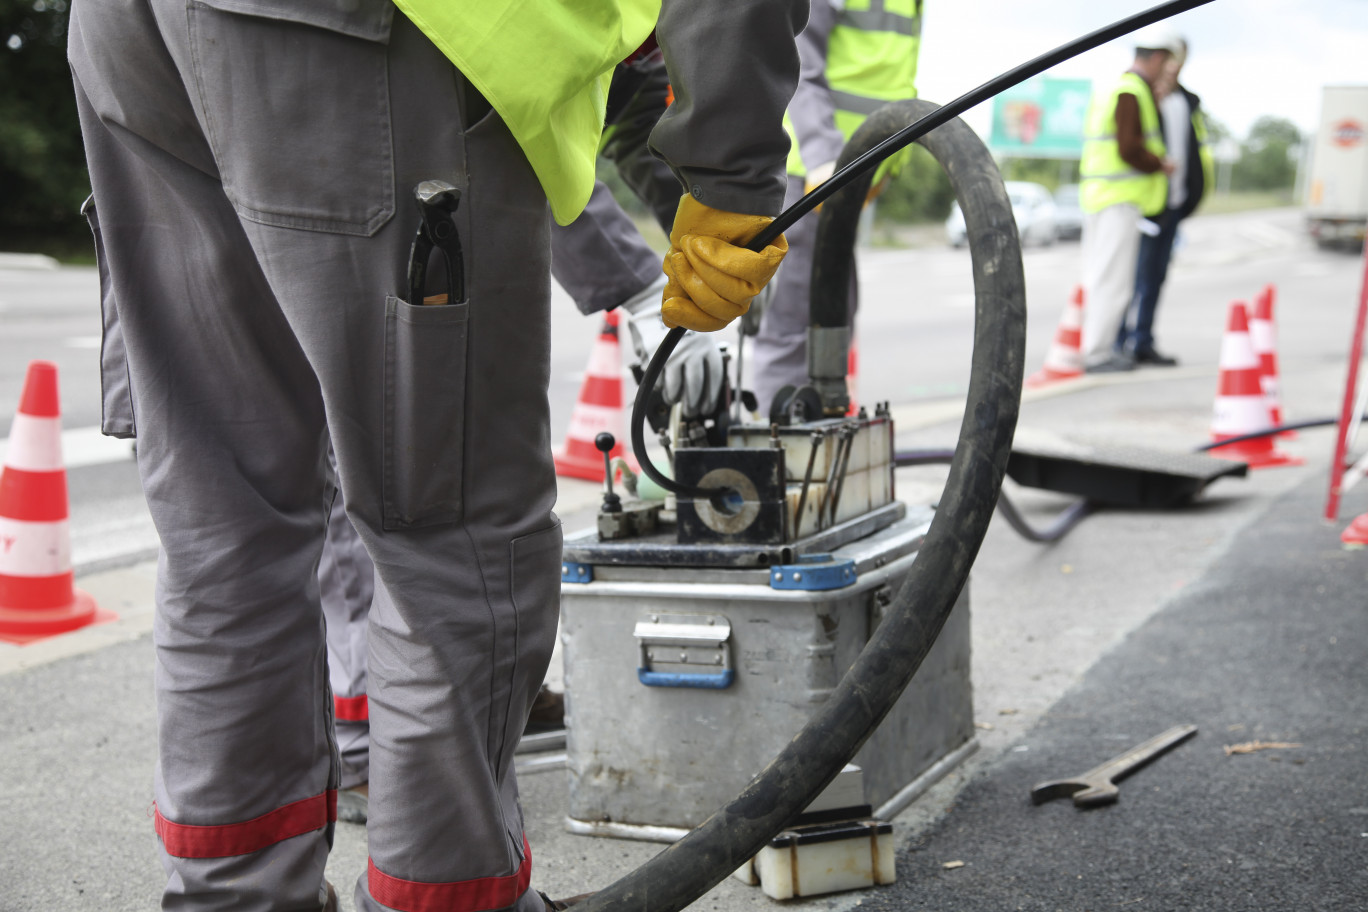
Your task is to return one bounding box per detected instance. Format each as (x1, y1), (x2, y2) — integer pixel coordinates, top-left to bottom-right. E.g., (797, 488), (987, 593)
(406, 180), (465, 306)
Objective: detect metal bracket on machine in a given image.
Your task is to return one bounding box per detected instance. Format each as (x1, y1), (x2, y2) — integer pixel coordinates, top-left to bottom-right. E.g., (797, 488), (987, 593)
(768, 554), (857, 592)
(562, 561), (594, 584)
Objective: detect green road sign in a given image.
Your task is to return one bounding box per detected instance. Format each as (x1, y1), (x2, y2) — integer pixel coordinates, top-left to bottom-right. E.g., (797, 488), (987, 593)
(990, 76), (1092, 159)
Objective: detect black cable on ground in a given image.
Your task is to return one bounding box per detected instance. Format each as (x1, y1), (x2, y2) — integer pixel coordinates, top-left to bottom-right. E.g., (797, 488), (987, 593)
(1197, 416), (1354, 452)
(893, 448), (1096, 542)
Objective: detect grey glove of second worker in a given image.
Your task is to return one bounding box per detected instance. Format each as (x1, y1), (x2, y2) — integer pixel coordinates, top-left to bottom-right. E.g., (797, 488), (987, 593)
(623, 274), (725, 418)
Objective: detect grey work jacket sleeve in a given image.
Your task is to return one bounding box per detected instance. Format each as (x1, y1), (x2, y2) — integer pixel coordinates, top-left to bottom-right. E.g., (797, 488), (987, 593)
(650, 0), (807, 217)
(786, 0), (846, 176)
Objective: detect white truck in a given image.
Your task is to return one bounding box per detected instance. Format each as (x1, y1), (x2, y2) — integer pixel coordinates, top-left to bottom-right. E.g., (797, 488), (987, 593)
(1306, 85), (1368, 249)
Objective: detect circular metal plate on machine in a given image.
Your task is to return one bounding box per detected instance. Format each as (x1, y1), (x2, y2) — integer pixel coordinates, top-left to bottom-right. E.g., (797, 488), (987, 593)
(692, 468), (761, 535)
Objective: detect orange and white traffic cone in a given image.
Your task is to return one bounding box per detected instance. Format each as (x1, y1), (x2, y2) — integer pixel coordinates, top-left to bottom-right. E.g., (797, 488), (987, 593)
(1250, 284), (1295, 439)
(0, 361), (111, 644)
(554, 310), (632, 483)
(1208, 302), (1302, 469)
(1026, 286), (1085, 388)
(1341, 512), (1368, 548)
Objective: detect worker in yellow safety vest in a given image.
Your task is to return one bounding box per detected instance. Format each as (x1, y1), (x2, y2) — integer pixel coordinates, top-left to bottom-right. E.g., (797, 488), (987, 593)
(751, 0), (923, 414)
(67, 1), (804, 909)
(1078, 27), (1180, 374)
(1116, 37), (1216, 366)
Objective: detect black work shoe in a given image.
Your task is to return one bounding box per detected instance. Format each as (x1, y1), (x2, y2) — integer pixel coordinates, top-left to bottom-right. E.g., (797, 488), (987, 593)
(540, 891), (595, 912)
(525, 687), (565, 734)
(322, 881), (339, 912)
(1085, 352), (1136, 374)
(338, 783), (368, 824)
(1133, 347), (1179, 366)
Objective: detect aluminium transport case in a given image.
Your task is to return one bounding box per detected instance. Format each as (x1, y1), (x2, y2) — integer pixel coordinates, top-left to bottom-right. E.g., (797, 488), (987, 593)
(560, 505), (976, 840)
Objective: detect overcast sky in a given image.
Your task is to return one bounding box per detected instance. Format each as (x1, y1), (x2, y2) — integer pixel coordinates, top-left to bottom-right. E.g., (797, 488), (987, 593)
(915, 0), (1368, 145)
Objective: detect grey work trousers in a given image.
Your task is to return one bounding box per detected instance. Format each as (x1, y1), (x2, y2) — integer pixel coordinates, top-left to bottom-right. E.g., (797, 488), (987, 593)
(69, 3), (559, 910)
(550, 181), (661, 316)
(319, 481), (373, 792)
(748, 179), (859, 414)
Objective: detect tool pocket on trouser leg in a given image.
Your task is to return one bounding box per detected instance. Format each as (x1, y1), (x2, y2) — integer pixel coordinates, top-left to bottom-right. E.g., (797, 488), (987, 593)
(382, 296), (469, 529)
(185, 0), (395, 235)
(82, 196), (135, 439)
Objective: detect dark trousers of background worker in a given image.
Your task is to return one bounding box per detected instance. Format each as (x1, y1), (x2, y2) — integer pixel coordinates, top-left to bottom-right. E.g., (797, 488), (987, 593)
(1117, 207), (1181, 356)
(69, 5), (558, 911)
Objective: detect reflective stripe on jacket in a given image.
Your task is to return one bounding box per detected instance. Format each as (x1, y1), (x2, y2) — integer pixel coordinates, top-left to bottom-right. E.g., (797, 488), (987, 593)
(1079, 71), (1167, 216)
(394, 0), (660, 225)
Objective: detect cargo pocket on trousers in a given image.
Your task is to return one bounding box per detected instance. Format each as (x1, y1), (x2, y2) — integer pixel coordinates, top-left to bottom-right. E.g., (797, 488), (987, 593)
(382, 296), (468, 530)
(82, 196), (135, 439)
(186, 0), (395, 236)
(496, 522), (564, 775)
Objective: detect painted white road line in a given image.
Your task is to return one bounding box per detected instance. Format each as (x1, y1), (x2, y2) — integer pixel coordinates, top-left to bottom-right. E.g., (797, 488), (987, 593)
(0, 424), (133, 470)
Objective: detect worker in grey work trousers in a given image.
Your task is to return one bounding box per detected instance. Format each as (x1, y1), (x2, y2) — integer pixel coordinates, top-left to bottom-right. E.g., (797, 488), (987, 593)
(69, 0), (801, 909)
(326, 181), (730, 825)
(325, 183), (729, 824)
(322, 50), (728, 827)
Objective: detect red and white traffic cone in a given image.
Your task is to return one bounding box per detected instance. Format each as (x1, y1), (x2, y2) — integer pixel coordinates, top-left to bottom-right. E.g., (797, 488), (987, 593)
(1341, 512), (1368, 548)
(1208, 302), (1302, 469)
(1026, 286), (1085, 388)
(0, 361), (111, 644)
(1250, 284), (1295, 439)
(554, 310), (632, 482)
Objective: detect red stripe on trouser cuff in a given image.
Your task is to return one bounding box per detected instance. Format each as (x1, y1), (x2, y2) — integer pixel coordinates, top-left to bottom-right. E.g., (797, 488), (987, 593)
(155, 790), (337, 858)
(369, 835), (533, 912)
(335, 693), (369, 721)
(0, 469), (69, 522)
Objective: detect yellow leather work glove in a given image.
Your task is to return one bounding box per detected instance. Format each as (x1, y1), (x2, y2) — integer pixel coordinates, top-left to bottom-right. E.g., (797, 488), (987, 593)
(660, 195), (789, 333)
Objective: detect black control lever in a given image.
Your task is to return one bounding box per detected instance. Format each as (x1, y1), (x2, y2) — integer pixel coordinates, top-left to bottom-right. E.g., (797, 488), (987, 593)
(596, 432), (622, 514)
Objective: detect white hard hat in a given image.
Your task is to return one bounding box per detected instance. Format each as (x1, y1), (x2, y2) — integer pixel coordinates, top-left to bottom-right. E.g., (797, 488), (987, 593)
(1132, 25), (1185, 58)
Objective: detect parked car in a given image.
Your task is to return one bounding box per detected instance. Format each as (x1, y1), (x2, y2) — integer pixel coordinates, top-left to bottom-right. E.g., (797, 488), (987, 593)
(1053, 183), (1084, 241)
(946, 181), (1059, 247)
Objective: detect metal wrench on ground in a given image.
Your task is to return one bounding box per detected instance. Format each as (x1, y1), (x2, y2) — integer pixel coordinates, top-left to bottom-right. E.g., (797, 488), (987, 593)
(1031, 724), (1198, 808)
